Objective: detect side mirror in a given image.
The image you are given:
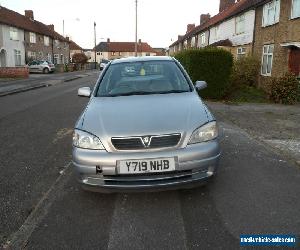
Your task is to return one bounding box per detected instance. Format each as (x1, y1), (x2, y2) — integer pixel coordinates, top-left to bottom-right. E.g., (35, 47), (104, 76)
(195, 81), (207, 90)
(78, 87), (91, 97)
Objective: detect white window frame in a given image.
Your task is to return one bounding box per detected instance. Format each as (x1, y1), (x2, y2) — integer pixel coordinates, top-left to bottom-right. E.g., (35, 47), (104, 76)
(201, 33), (206, 45)
(191, 37), (196, 47)
(10, 27), (18, 40)
(14, 49), (21, 66)
(237, 47), (246, 59)
(261, 44), (274, 76)
(44, 36), (49, 46)
(54, 54), (59, 64)
(47, 53), (52, 63)
(262, 0), (281, 27)
(235, 14), (246, 34)
(38, 51), (43, 59)
(28, 51), (36, 60)
(29, 32), (36, 43)
(291, 0), (300, 19)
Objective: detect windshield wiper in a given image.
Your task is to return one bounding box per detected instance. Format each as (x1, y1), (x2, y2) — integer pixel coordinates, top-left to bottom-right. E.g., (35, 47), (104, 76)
(154, 90), (190, 94)
(106, 91), (154, 97)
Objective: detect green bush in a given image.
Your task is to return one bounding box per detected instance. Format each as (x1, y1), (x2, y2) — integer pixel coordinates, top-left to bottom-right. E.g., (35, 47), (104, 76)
(175, 48), (233, 99)
(231, 56), (260, 87)
(268, 72), (299, 104)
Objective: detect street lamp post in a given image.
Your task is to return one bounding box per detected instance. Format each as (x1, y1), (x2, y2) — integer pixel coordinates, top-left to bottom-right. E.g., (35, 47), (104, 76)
(94, 22), (97, 69)
(135, 0), (138, 57)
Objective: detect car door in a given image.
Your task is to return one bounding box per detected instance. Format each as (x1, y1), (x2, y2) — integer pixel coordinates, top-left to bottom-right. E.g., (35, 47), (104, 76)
(28, 61), (37, 73)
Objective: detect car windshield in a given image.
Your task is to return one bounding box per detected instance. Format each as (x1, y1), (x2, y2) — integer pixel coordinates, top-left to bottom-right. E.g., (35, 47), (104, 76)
(96, 60), (191, 97)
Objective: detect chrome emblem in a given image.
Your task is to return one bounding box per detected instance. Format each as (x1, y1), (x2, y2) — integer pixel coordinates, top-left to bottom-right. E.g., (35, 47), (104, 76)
(141, 136), (151, 147)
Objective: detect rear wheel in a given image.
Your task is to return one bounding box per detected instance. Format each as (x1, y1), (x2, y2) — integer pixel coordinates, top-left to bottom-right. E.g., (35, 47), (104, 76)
(43, 68), (49, 74)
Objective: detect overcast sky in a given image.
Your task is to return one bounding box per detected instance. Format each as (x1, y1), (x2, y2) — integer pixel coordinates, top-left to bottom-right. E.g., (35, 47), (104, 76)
(0, 0), (219, 49)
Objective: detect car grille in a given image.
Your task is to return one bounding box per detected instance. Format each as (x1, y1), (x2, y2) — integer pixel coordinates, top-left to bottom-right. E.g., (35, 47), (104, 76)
(111, 134), (181, 150)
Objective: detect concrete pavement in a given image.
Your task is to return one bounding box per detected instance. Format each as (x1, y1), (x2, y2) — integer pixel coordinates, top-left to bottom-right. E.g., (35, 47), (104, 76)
(0, 76), (299, 249)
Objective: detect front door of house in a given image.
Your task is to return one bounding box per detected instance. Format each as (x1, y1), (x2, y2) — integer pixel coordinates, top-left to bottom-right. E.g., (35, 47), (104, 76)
(289, 48), (300, 76)
(0, 49), (6, 67)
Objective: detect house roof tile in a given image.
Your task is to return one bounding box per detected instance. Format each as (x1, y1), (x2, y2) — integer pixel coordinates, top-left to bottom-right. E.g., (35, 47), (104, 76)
(170, 0), (269, 47)
(69, 40), (83, 50)
(95, 41), (156, 53)
(0, 6), (68, 42)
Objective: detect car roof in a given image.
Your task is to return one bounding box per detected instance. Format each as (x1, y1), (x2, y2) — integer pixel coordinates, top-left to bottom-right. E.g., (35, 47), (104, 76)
(110, 56), (173, 65)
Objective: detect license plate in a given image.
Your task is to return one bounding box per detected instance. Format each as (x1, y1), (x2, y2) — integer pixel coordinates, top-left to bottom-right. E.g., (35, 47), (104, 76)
(118, 157), (176, 174)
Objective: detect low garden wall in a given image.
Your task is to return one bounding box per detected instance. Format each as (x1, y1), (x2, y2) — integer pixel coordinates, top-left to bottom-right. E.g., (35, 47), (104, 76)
(0, 67), (29, 78)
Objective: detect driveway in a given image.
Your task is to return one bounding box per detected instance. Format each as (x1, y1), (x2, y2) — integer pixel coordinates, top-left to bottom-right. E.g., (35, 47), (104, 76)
(207, 101), (300, 163)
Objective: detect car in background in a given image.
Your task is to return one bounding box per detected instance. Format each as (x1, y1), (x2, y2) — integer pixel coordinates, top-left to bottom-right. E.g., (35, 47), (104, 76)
(73, 56), (220, 192)
(100, 59), (110, 70)
(28, 60), (55, 74)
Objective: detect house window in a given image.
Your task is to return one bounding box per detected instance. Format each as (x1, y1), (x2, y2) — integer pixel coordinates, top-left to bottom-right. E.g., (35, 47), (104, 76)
(237, 47), (246, 59)
(201, 33), (206, 45)
(261, 44), (274, 76)
(112, 52), (116, 56)
(184, 40), (188, 49)
(191, 37), (196, 47)
(55, 40), (60, 47)
(119, 52), (122, 56)
(146, 53), (150, 56)
(97, 52), (101, 55)
(236, 14), (245, 34)
(14, 50), (21, 66)
(28, 51), (36, 60)
(262, 0), (280, 27)
(29, 32), (36, 43)
(10, 27), (18, 40)
(54, 54), (59, 64)
(291, 0), (300, 19)
(38, 52), (43, 59)
(44, 36), (49, 46)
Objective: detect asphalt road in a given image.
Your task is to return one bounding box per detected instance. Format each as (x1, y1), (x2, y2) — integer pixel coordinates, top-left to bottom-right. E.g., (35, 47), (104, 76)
(0, 73), (299, 249)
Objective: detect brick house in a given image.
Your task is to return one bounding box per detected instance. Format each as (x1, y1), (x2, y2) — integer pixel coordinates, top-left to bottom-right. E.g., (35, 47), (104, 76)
(94, 38), (157, 62)
(253, 0), (300, 85)
(0, 6), (69, 66)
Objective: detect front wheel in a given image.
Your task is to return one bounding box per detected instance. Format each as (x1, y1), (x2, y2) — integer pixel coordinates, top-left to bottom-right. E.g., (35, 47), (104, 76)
(43, 68), (49, 74)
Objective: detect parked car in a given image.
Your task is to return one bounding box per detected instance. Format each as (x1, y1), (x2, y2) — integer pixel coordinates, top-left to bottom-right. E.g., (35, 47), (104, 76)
(100, 59), (110, 70)
(28, 60), (55, 74)
(73, 56), (220, 192)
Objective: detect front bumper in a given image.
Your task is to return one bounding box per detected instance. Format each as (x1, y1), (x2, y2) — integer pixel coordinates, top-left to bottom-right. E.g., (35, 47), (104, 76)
(72, 139), (221, 192)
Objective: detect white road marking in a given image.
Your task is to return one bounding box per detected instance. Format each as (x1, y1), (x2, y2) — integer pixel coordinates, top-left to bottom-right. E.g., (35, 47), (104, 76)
(3, 162), (72, 249)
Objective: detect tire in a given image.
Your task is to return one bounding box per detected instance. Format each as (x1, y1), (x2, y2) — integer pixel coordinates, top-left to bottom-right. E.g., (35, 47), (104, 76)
(43, 68), (49, 74)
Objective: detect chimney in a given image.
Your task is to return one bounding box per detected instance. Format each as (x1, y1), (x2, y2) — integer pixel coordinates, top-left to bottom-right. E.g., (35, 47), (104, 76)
(66, 36), (69, 41)
(25, 10), (34, 20)
(138, 39), (141, 44)
(47, 24), (54, 31)
(186, 24), (195, 34)
(219, 0), (235, 12)
(107, 38), (110, 43)
(200, 14), (211, 25)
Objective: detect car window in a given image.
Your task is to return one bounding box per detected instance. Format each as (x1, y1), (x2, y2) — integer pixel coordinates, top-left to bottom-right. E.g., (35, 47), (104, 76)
(97, 61), (191, 97)
(29, 61), (37, 66)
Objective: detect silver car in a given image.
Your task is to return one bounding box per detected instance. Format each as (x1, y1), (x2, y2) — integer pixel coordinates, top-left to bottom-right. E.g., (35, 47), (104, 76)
(28, 60), (55, 74)
(73, 56), (220, 192)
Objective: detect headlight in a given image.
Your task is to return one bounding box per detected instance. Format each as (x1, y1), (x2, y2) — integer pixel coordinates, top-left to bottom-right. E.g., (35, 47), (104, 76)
(188, 121), (218, 144)
(73, 129), (105, 150)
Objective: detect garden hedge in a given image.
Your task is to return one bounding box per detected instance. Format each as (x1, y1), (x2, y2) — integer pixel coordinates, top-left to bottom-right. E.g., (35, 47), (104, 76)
(175, 48), (233, 99)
